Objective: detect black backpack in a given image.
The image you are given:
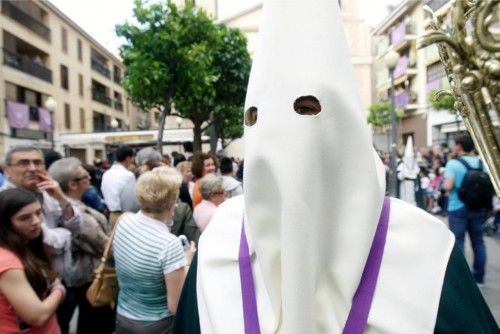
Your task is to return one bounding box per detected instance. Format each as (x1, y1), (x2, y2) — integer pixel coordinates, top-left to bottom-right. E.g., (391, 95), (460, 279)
(455, 158), (494, 209)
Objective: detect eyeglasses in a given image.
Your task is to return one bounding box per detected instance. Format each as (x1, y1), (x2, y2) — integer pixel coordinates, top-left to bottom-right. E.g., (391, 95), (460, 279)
(73, 173), (91, 182)
(213, 190), (227, 196)
(9, 159), (44, 168)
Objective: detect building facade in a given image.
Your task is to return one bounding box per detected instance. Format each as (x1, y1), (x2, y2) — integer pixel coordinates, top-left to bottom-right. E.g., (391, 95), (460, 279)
(0, 0), (139, 162)
(371, 0), (469, 152)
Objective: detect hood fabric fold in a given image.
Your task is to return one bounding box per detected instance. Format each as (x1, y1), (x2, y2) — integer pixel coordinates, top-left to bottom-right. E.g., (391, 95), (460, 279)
(242, 0), (386, 331)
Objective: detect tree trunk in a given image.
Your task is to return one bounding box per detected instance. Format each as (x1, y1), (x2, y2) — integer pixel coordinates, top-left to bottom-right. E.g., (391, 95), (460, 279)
(193, 120), (203, 153)
(209, 112), (218, 153)
(157, 96), (172, 155)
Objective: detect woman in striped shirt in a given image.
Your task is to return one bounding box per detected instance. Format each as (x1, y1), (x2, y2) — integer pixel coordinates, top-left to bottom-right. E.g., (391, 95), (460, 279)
(113, 168), (195, 334)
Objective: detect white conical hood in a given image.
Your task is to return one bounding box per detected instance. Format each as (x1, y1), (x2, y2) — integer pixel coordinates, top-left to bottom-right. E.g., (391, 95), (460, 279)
(403, 135), (416, 167)
(243, 0), (386, 332)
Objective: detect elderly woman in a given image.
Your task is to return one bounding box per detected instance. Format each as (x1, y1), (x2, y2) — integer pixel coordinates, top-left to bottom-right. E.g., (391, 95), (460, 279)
(48, 157), (114, 334)
(113, 169), (195, 334)
(192, 174), (226, 232)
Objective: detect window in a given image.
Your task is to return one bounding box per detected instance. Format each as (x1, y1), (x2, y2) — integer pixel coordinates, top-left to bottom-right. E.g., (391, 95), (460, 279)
(60, 65), (69, 90)
(64, 104), (71, 129)
(77, 39), (82, 61)
(61, 27), (68, 53)
(427, 62), (446, 82)
(80, 108), (85, 130)
(78, 74), (84, 97)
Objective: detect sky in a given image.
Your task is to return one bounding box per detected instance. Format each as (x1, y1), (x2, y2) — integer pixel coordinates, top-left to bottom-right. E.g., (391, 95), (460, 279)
(49, 0), (401, 58)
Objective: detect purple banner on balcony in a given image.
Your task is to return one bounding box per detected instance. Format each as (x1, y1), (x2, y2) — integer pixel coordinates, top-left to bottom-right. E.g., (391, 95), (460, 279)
(6, 101), (29, 129)
(38, 108), (53, 132)
(391, 22), (406, 46)
(426, 79), (442, 93)
(394, 91), (409, 110)
(393, 56), (408, 79)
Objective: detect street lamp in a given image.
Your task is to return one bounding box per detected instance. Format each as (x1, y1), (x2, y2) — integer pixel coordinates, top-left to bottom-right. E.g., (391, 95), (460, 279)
(110, 117), (119, 131)
(385, 50), (400, 197)
(44, 96), (57, 149)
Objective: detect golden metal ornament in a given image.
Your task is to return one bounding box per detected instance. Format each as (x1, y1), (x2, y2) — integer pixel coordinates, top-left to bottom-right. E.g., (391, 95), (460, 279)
(418, 0), (500, 196)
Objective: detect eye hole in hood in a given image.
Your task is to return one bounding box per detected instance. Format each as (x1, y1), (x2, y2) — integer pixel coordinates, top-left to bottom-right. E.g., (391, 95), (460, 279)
(245, 106), (258, 126)
(294, 96), (322, 116)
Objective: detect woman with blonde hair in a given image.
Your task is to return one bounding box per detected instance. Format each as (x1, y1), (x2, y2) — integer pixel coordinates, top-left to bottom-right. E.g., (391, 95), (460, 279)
(113, 169), (195, 334)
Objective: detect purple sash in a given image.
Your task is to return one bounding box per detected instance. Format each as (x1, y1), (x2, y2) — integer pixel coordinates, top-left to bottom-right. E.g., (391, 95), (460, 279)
(238, 197), (391, 334)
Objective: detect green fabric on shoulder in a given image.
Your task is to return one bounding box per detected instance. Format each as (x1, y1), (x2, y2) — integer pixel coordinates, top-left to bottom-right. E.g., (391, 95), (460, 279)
(173, 252), (201, 334)
(434, 243), (499, 334)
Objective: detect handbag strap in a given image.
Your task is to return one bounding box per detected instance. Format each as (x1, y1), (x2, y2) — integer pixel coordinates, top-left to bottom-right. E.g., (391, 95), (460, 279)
(95, 212), (130, 276)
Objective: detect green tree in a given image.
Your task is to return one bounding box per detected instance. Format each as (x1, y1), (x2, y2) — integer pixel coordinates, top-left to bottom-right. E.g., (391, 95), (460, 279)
(210, 24), (251, 149)
(367, 101), (404, 128)
(117, 0), (250, 153)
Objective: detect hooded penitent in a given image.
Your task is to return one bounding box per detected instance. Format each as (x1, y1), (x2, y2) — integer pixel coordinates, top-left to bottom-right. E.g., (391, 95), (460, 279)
(196, 1), (455, 333)
(397, 136), (420, 206)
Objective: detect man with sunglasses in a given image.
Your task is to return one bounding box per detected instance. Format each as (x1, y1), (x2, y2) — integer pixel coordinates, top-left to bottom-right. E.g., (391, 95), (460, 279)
(1, 146), (82, 310)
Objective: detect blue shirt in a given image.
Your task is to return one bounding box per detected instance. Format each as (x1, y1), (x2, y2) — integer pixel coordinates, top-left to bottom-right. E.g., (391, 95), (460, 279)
(114, 211), (185, 321)
(444, 156), (484, 212)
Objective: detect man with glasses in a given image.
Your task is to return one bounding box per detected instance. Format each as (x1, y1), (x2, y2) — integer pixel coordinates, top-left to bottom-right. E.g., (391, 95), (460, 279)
(0, 146), (82, 315)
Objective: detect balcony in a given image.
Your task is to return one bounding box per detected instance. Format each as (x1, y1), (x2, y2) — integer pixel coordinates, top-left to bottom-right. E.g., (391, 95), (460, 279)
(393, 56), (417, 80)
(91, 58), (111, 78)
(1, 1), (50, 41)
(394, 90), (418, 111)
(391, 21), (416, 51)
(3, 48), (52, 82)
(92, 90), (111, 106)
(113, 99), (123, 111)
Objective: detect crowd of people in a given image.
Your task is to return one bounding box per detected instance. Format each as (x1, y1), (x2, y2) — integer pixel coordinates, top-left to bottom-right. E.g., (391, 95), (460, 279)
(380, 134), (497, 287)
(0, 144), (243, 334)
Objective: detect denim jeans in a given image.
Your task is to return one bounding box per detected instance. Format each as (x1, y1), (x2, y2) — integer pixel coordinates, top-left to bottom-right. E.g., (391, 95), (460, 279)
(448, 206), (487, 284)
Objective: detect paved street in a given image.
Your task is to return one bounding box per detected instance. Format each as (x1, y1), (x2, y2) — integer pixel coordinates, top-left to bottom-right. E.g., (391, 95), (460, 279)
(435, 214), (500, 325)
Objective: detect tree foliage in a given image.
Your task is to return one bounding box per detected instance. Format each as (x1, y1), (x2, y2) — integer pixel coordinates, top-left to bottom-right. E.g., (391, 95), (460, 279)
(116, 0), (250, 152)
(367, 101), (404, 128)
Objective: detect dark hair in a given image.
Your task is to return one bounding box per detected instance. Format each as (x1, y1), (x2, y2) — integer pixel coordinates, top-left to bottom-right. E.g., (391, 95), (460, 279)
(236, 160), (244, 182)
(43, 150), (62, 169)
(183, 142), (193, 153)
(115, 145), (134, 162)
(173, 154), (186, 167)
(191, 153), (219, 179)
(0, 188), (56, 298)
(455, 134), (474, 153)
(220, 157), (234, 175)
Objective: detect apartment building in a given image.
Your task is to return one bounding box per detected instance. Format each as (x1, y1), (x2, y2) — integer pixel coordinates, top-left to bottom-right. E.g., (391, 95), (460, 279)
(0, 0), (139, 162)
(371, 0), (465, 152)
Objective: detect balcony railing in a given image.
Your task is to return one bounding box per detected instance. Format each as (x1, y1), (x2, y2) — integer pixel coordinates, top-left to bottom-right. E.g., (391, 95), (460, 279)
(393, 56), (409, 79)
(92, 90), (112, 106)
(113, 99), (123, 111)
(394, 90), (418, 110)
(394, 91), (409, 110)
(91, 58), (111, 78)
(3, 48), (52, 82)
(391, 22), (415, 47)
(1, 1), (51, 41)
